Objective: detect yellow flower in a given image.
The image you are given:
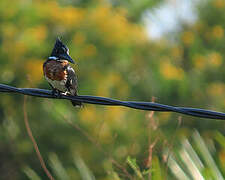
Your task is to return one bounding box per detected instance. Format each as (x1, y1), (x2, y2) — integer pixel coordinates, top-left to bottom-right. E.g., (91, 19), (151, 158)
(82, 44), (97, 57)
(25, 59), (43, 83)
(204, 31), (212, 41)
(213, 0), (225, 9)
(193, 22), (204, 33)
(96, 84), (109, 97)
(171, 46), (183, 59)
(34, 26), (47, 41)
(212, 25), (224, 39)
(192, 54), (206, 70)
(95, 73), (129, 97)
(160, 60), (184, 80)
(10, 41), (27, 60)
(79, 106), (97, 124)
(208, 52), (222, 67)
(182, 31), (194, 46)
(60, 7), (84, 27)
(26, 26), (47, 42)
(46, 2), (84, 28)
(105, 106), (125, 124)
(2, 24), (17, 39)
(73, 32), (86, 45)
(89, 4), (146, 45)
(207, 83), (225, 97)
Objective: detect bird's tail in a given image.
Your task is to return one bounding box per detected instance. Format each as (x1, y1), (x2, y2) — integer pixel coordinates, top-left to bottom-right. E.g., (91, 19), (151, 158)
(71, 100), (82, 107)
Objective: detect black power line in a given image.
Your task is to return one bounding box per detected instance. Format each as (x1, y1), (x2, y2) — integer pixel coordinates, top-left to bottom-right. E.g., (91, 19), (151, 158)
(0, 83), (224, 120)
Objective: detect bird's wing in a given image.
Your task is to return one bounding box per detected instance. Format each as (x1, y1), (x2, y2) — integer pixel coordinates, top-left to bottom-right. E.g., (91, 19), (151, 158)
(65, 65), (78, 96)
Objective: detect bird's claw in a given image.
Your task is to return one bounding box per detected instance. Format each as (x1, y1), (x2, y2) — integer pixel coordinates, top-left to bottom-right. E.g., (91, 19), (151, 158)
(61, 91), (69, 96)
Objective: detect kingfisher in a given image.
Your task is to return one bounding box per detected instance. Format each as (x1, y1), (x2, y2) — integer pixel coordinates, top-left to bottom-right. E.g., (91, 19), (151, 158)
(43, 38), (81, 107)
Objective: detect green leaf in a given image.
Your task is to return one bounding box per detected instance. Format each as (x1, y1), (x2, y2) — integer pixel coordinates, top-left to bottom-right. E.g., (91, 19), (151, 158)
(126, 156), (143, 179)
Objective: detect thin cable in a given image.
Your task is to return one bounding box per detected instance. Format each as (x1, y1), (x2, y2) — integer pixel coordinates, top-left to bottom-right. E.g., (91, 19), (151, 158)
(0, 83), (225, 120)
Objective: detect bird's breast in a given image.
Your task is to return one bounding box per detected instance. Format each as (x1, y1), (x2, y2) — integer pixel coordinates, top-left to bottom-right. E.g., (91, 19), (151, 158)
(44, 75), (67, 92)
(43, 60), (68, 81)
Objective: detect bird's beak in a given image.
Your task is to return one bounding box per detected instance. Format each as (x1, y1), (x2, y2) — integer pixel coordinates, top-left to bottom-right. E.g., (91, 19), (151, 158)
(60, 53), (75, 64)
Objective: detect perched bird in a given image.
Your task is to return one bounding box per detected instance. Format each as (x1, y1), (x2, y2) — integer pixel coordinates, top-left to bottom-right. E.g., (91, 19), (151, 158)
(43, 38), (81, 106)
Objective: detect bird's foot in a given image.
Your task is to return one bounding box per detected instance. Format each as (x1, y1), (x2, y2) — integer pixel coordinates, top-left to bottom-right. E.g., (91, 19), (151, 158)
(61, 91), (69, 96)
(52, 89), (61, 98)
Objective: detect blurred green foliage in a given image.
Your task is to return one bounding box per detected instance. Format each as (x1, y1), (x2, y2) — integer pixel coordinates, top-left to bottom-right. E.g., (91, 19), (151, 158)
(0, 0), (225, 179)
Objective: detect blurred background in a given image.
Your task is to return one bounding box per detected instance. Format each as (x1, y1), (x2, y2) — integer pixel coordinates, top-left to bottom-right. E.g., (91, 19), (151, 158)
(0, 0), (225, 179)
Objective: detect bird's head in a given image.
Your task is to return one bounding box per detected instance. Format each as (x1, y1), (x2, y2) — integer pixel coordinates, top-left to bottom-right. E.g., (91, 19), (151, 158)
(49, 37), (75, 64)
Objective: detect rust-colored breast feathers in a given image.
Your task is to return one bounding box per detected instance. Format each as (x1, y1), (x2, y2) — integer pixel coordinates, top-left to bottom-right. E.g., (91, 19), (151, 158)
(43, 60), (68, 81)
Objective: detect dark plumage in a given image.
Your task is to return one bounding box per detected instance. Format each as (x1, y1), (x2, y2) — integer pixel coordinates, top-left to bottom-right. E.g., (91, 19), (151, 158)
(43, 38), (81, 107)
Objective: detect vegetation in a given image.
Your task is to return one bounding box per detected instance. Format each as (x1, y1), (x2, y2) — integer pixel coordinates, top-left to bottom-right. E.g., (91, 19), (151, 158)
(0, 0), (224, 179)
